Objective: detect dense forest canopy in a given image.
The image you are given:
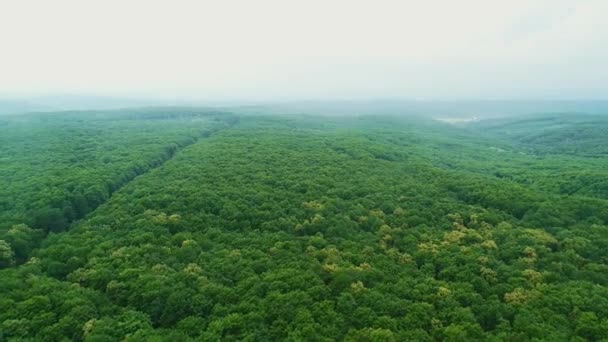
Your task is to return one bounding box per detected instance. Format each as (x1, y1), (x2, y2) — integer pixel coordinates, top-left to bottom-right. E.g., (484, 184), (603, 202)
(1, 108), (607, 341)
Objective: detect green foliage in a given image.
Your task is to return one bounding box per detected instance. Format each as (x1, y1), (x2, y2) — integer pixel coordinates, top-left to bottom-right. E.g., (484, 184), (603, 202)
(0, 109), (236, 263)
(1, 110), (608, 340)
(0, 239), (15, 267)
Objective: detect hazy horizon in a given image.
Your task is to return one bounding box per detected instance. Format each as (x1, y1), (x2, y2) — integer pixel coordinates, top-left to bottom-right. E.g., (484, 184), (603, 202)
(2, 0), (607, 101)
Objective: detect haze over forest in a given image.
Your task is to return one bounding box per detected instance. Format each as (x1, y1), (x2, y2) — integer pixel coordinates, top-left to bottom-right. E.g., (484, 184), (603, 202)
(1, 0), (608, 103)
(2, 1), (608, 341)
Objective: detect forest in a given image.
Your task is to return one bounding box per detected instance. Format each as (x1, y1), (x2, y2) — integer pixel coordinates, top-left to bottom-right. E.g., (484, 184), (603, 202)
(1, 108), (608, 341)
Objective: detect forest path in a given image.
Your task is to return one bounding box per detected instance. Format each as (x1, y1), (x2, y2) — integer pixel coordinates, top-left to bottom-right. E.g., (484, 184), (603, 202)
(21, 115), (241, 264)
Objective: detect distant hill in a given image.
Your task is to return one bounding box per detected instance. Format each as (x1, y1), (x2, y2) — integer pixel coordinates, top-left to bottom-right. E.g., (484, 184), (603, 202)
(0, 100), (56, 115)
(3, 97), (608, 118)
(0, 95), (172, 116)
(230, 99), (608, 118)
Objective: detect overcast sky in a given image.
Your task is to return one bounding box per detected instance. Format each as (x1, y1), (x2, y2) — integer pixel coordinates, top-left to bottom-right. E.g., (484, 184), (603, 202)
(1, 0), (606, 101)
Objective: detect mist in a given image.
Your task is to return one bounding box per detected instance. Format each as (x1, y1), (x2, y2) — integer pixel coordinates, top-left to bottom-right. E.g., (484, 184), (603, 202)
(4, 2), (608, 339)
(1, 0), (607, 102)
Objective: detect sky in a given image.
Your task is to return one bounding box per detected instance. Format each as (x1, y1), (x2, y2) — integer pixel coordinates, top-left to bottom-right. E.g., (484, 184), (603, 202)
(1, 0), (606, 101)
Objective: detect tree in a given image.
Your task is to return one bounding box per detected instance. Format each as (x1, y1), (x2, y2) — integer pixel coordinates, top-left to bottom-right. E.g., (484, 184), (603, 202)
(0, 240), (15, 268)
